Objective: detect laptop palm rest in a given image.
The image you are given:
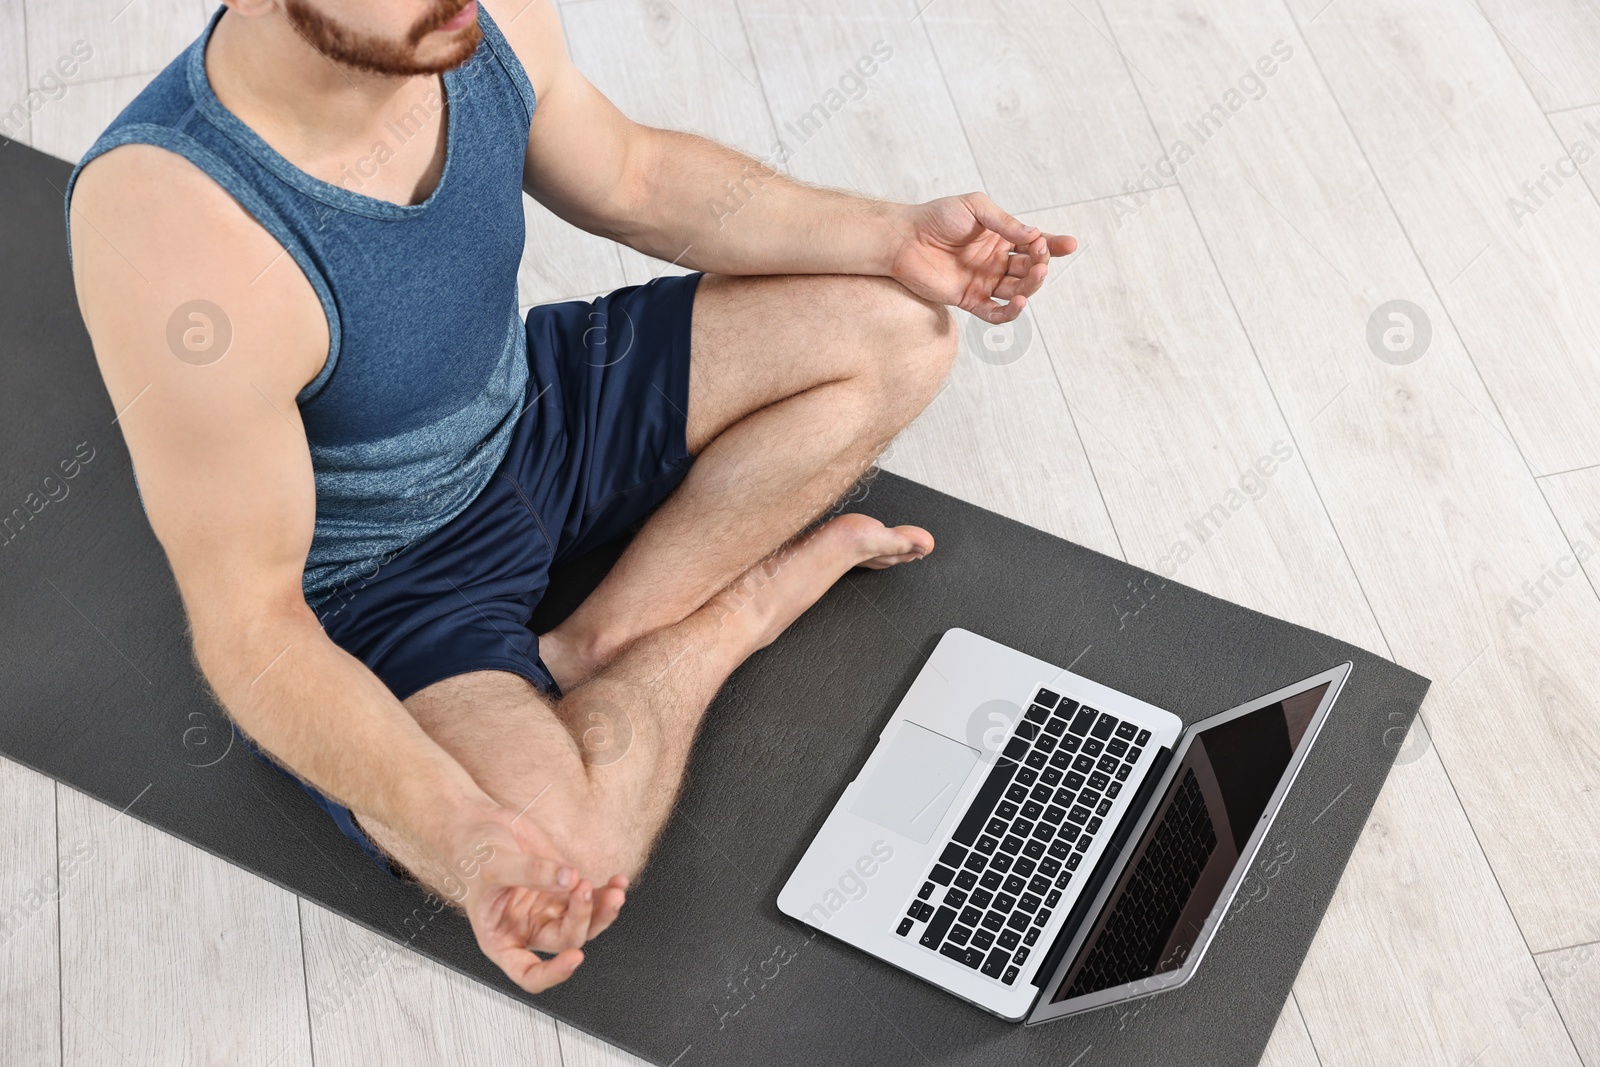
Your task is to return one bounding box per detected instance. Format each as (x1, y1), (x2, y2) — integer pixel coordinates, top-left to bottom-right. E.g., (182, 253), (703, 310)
(848, 722), (979, 844)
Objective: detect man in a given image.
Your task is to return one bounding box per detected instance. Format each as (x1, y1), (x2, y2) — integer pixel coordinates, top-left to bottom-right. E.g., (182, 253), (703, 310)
(67, 0), (1075, 994)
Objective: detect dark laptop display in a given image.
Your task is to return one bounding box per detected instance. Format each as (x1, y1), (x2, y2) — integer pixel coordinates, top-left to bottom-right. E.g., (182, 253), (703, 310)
(1048, 683), (1329, 1001)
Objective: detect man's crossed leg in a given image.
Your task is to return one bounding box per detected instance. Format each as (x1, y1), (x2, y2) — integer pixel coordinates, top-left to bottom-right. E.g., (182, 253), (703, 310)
(353, 272), (957, 982)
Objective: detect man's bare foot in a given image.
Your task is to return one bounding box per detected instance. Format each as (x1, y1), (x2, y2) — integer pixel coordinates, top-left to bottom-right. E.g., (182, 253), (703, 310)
(711, 513), (933, 652)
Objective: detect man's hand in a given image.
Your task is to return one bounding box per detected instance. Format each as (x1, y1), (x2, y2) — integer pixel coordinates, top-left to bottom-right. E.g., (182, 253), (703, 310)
(886, 193), (1078, 324)
(440, 808), (629, 994)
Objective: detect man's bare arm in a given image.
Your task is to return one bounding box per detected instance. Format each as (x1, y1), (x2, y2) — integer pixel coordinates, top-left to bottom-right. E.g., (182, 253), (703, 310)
(491, 0), (1073, 322)
(68, 145), (593, 989)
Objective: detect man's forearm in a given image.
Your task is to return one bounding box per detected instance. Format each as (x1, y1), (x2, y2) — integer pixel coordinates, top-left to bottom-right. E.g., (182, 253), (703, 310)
(609, 127), (908, 278)
(197, 603), (494, 866)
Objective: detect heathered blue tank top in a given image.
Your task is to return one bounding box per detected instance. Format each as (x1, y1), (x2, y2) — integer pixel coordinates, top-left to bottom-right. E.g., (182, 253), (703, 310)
(66, 6), (534, 606)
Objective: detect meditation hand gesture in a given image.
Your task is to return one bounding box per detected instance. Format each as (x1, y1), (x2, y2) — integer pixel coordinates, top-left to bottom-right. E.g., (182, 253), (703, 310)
(443, 809), (629, 994)
(888, 192), (1078, 324)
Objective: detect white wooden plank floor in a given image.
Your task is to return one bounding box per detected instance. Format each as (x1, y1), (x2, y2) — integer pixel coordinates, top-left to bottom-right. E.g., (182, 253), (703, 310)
(2, 0), (1597, 1063)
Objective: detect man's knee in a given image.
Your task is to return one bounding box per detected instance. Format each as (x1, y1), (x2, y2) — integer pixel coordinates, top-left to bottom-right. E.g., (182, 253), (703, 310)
(852, 277), (957, 415)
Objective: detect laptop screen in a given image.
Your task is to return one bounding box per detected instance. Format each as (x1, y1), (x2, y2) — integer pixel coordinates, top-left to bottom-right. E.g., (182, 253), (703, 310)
(1045, 681), (1329, 1003)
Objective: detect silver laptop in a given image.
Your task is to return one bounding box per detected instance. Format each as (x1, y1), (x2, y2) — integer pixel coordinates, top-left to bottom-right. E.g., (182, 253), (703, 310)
(778, 628), (1350, 1023)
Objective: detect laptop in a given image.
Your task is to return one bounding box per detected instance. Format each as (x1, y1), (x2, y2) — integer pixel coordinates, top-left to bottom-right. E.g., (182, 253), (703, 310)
(778, 628), (1350, 1023)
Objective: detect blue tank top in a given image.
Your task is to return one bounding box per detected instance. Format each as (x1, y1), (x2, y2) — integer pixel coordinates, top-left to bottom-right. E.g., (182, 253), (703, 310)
(66, 6), (534, 606)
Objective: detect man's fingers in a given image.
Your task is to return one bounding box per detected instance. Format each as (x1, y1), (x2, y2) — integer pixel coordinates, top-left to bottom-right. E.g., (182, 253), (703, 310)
(550, 881), (595, 951)
(493, 943), (585, 995)
(1047, 233), (1078, 256)
(586, 883), (628, 940)
(970, 293), (1026, 324)
(963, 192), (1039, 246)
(484, 848), (576, 896)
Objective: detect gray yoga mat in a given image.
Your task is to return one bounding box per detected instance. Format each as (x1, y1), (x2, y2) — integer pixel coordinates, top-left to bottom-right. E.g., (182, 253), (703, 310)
(0, 140), (1429, 1066)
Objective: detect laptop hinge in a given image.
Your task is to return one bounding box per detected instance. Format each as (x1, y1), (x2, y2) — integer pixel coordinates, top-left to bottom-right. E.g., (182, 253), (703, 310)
(1030, 743), (1175, 990)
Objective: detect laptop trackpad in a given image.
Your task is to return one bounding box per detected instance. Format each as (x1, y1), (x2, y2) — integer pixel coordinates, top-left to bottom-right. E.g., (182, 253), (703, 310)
(849, 722), (979, 844)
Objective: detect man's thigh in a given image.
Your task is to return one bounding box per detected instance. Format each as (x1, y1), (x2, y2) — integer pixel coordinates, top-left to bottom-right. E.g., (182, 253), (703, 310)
(684, 272), (944, 453)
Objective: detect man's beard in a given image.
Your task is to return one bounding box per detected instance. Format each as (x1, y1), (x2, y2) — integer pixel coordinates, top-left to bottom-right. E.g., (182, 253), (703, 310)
(282, 0), (482, 77)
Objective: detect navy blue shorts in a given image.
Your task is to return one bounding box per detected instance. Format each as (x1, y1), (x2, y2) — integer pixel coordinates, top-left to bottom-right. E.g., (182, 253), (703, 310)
(263, 273), (702, 870)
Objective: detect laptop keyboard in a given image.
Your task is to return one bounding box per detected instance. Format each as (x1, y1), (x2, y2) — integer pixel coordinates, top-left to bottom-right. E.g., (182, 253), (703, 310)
(894, 686), (1151, 986)
(1063, 767), (1218, 996)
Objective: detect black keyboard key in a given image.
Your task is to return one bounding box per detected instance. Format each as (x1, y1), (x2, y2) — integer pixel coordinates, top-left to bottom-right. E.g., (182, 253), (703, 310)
(995, 893), (1017, 912)
(1060, 734), (1082, 754)
(1024, 704), (1049, 725)
(1047, 839), (1073, 859)
(1031, 822), (1055, 843)
(1002, 965), (1020, 985)
(1025, 750), (1048, 769)
(1115, 720), (1138, 740)
(911, 900), (935, 922)
(1087, 816), (1103, 834)
(1065, 771), (1086, 791)
(1058, 824), (1081, 842)
(1001, 835), (1024, 855)
(1115, 763), (1132, 781)
(1028, 875), (1051, 895)
(1135, 728), (1151, 745)
(1016, 767), (1038, 786)
(940, 942), (985, 969)
(897, 917), (913, 936)
(1069, 707), (1098, 736)
(1037, 689), (1061, 709)
(986, 818), (1008, 838)
(1091, 713), (1117, 740)
(1041, 767), (1063, 787)
(1129, 746), (1144, 763)
(972, 927), (996, 950)
(1017, 893), (1041, 914)
(999, 928), (1021, 950)
(962, 852), (986, 872)
(1022, 801), (1043, 820)
(982, 948), (1011, 979)
(979, 870), (1003, 890)
(948, 923), (972, 946)
(1022, 839), (1046, 859)
(1048, 750), (1073, 771)
(1075, 835), (1091, 852)
(1014, 946), (1030, 965)
(976, 834), (999, 855)
(940, 843), (968, 867)
(996, 801), (1019, 821)
(981, 910), (1006, 932)
(1044, 804), (1067, 824)
(1045, 890), (1062, 907)
(1043, 717), (1068, 736)
(1082, 738), (1104, 758)
(1040, 858), (1061, 877)
(1035, 734), (1058, 754)
(955, 869), (978, 890)
(920, 906), (957, 948)
(1080, 789), (1101, 808)
(1068, 805), (1091, 824)
(1006, 912), (1031, 932)
(990, 854), (1014, 873)
(1107, 781), (1122, 799)
(917, 881), (934, 900)
(1003, 874), (1026, 895)
(1054, 787), (1077, 807)
(1005, 782), (1029, 803)
(1003, 738), (1028, 760)
(1016, 720), (1040, 742)
(1097, 798), (1113, 817)
(1013, 819), (1035, 838)
(946, 888), (968, 909)
(1056, 870), (1073, 888)
(930, 864), (956, 885)
(952, 759), (1018, 846)
(970, 888), (994, 909)
(1024, 927), (1040, 946)
(1072, 754), (1096, 774)
(1066, 853), (1082, 870)
(1107, 738), (1128, 758)
(1089, 771), (1110, 790)
(1097, 754), (1120, 773)
(1030, 783), (1053, 803)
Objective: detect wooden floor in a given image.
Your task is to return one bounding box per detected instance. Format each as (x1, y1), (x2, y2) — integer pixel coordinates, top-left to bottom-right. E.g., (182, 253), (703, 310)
(4, 0), (1599, 1064)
